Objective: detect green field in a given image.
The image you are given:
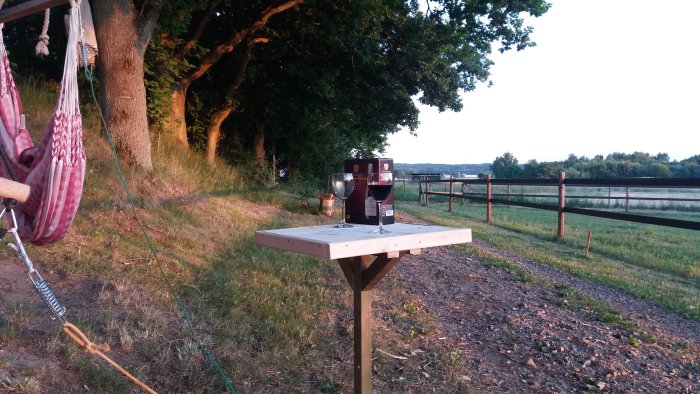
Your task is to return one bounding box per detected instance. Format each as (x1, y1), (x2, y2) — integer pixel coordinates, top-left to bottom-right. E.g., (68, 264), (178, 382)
(394, 182), (700, 319)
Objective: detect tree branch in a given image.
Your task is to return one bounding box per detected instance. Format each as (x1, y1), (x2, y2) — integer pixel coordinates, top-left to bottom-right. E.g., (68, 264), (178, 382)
(179, 0), (303, 88)
(248, 0), (304, 32)
(173, 0), (221, 61)
(136, 5), (161, 56)
(224, 35), (257, 99)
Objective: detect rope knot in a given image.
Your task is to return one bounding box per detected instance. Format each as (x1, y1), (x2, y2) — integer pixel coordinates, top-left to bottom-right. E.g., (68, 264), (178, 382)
(35, 8), (50, 57)
(84, 338), (111, 354)
(63, 322), (110, 353)
(62, 321), (156, 393)
(35, 35), (49, 57)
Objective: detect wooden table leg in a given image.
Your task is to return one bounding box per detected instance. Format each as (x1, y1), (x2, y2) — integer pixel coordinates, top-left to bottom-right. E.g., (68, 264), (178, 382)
(354, 256), (372, 394)
(337, 252), (417, 394)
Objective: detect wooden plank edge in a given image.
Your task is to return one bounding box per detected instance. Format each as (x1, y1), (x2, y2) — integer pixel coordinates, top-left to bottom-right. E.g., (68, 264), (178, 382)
(0, 0), (69, 24)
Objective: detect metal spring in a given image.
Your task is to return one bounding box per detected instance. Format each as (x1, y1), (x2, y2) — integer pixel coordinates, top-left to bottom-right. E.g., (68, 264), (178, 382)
(34, 279), (66, 319)
(80, 41), (89, 69)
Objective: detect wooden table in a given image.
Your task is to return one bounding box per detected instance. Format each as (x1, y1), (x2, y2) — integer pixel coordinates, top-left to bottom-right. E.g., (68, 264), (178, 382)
(255, 223), (471, 393)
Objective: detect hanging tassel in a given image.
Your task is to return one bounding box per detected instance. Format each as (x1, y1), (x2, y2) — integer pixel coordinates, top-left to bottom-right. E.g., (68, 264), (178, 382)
(35, 9), (50, 57)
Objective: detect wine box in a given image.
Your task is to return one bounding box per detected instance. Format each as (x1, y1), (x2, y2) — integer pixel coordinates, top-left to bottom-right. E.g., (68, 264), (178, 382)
(344, 158), (395, 225)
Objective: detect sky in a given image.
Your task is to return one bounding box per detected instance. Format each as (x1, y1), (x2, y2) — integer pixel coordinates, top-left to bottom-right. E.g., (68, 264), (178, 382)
(384, 0), (700, 165)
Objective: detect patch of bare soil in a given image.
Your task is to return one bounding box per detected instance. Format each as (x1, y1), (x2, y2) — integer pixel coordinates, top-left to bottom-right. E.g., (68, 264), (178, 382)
(358, 211), (699, 392)
(387, 246), (698, 392)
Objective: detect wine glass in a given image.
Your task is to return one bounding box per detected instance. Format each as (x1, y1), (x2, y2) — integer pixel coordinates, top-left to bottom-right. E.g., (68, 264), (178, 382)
(367, 172), (393, 234)
(331, 173), (355, 228)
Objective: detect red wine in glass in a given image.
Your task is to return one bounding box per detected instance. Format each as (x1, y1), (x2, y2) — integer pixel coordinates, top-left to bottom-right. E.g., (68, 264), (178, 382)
(367, 173), (393, 234)
(367, 184), (392, 202)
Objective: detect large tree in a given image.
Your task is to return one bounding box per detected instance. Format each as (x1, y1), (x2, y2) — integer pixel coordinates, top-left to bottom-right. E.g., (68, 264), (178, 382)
(153, 0), (303, 153)
(209, 0), (551, 178)
(92, 0), (549, 171)
(92, 0), (161, 169)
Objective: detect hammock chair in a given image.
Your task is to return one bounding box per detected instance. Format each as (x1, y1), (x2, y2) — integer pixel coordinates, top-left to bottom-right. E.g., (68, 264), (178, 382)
(0, 0), (85, 246)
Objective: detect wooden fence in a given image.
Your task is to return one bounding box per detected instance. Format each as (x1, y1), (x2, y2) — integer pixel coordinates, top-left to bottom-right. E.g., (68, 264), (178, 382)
(417, 173), (700, 239)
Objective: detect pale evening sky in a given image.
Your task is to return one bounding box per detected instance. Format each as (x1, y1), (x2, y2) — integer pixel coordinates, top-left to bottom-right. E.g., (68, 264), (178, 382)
(384, 0), (700, 165)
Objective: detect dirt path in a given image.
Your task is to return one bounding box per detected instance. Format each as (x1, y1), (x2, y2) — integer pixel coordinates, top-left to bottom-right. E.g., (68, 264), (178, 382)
(366, 212), (699, 392)
(473, 238), (700, 343)
(386, 246), (697, 392)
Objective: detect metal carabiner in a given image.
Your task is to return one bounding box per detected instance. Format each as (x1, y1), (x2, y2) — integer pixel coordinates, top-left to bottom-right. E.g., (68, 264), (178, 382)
(1, 205), (67, 323)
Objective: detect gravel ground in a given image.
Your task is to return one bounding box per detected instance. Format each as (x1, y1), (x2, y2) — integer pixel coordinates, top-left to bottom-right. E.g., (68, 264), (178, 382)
(364, 211), (700, 392)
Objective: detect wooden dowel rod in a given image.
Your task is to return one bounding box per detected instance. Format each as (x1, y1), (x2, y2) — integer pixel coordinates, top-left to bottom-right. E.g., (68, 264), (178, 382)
(0, 0), (69, 24)
(0, 177), (30, 203)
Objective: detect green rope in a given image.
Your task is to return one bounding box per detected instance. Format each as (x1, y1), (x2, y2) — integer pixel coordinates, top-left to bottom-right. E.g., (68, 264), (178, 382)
(81, 68), (237, 394)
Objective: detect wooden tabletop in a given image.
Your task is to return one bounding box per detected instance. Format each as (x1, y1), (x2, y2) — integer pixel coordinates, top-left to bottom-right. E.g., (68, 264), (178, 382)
(255, 223), (472, 260)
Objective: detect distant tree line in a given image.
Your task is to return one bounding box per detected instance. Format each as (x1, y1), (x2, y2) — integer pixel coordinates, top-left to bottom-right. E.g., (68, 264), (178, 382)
(490, 152), (700, 179)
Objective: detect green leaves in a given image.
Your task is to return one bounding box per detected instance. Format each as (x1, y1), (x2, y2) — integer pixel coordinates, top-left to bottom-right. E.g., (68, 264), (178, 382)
(492, 152), (523, 179)
(141, 0), (550, 181)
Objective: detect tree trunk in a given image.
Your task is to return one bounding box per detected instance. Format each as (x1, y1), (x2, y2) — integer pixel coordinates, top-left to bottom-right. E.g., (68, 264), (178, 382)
(254, 120), (265, 167)
(206, 105), (233, 163)
(169, 85), (189, 148)
(92, 0), (155, 169)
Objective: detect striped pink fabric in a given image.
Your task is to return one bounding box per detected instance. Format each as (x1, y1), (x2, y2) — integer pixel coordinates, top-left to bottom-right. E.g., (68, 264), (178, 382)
(0, 2), (85, 246)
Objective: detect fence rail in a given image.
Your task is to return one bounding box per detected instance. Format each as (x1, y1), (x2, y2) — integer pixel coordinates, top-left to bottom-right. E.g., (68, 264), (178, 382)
(415, 173), (700, 238)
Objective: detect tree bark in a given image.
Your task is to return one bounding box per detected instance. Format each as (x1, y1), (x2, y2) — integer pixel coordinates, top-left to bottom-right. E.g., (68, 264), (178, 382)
(204, 36), (258, 162)
(170, 85), (189, 148)
(205, 106), (232, 163)
(92, 0), (158, 169)
(254, 120), (265, 167)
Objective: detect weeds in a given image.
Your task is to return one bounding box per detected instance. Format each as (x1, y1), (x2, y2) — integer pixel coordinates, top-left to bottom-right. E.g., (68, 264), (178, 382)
(553, 284), (626, 326)
(465, 246), (533, 282)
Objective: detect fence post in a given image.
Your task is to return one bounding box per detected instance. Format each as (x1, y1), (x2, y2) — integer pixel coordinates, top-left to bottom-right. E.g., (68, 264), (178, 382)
(625, 187), (629, 212)
(507, 184), (511, 207)
(449, 176), (454, 212)
(403, 176), (406, 195)
(460, 182), (465, 205)
(418, 176), (423, 205)
(425, 177), (430, 207)
(486, 174), (492, 223)
(558, 172), (566, 240)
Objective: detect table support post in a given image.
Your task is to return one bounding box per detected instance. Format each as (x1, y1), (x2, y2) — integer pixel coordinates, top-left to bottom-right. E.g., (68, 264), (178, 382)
(353, 256), (372, 394)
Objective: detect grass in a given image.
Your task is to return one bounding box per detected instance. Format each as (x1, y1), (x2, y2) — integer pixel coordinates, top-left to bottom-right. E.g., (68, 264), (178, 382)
(464, 245), (533, 283)
(2, 77), (698, 392)
(1, 77), (342, 391)
(396, 199), (700, 320)
(553, 284), (626, 326)
(25, 182), (341, 391)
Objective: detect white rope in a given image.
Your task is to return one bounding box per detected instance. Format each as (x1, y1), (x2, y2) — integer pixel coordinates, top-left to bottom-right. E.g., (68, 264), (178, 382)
(0, 1), (8, 95)
(0, 1), (4, 55)
(57, 0), (80, 116)
(35, 9), (50, 57)
(77, 0), (96, 68)
(63, 0), (96, 68)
